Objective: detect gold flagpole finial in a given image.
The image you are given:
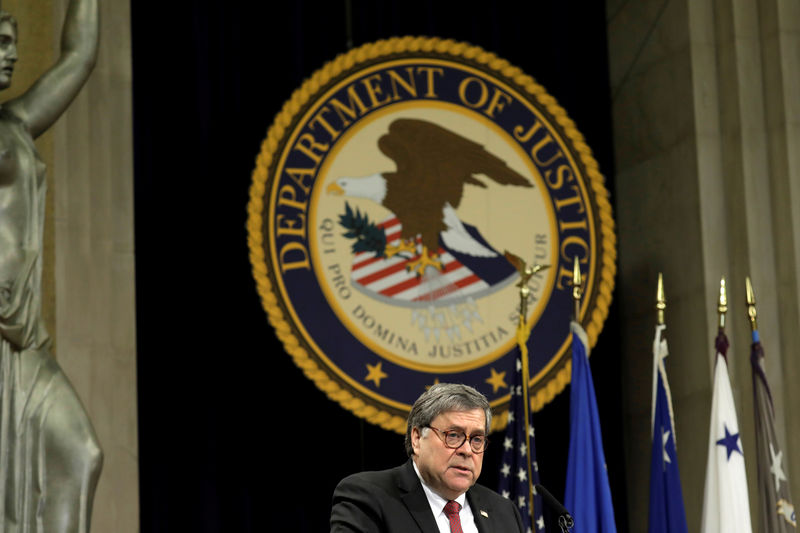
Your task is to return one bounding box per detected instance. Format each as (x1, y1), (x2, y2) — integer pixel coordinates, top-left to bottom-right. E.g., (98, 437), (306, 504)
(718, 276), (728, 329)
(656, 273), (666, 326)
(745, 276), (758, 331)
(503, 251), (549, 325)
(572, 256), (582, 320)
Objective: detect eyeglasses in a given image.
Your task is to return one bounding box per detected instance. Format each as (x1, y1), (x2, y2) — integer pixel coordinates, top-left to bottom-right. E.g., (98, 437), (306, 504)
(426, 426), (489, 453)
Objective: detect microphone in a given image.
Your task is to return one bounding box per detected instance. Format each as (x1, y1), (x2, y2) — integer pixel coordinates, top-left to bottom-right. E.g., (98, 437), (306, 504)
(534, 484), (574, 532)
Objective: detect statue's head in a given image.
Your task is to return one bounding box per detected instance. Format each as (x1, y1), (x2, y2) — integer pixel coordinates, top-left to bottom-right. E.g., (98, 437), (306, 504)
(0, 11), (16, 30)
(0, 11), (17, 91)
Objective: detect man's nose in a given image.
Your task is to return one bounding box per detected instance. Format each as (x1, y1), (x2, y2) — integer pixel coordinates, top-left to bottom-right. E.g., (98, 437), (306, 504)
(455, 439), (473, 455)
(8, 45), (17, 62)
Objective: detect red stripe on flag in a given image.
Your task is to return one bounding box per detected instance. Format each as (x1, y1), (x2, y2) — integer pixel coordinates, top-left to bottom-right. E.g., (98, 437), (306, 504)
(355, 259), (414, 285)
(453, 274), (481, 287)
(377, 218), (399, 229)
(440, 260), (462, 274)
(375, 258), (464, 298)
(380, 274), (422, 297)
(385, 229), (403, 243)
(352, 255), (384, 271)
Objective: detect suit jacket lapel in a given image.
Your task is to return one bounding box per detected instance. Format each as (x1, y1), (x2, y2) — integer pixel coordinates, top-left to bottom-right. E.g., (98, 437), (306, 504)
(467, 489), (493, 533)
(398, 460), (440, 533)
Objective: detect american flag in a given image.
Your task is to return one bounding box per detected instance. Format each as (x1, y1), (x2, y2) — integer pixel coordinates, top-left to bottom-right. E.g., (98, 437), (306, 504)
(498, 356), (545, 533)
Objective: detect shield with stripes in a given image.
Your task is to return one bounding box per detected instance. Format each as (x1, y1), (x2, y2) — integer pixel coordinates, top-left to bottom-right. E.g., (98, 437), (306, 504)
(348, 216), (516, 306)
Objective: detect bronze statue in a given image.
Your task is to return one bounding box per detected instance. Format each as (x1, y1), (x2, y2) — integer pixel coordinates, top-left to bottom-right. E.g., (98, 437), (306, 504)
(0, 1), (102, 532)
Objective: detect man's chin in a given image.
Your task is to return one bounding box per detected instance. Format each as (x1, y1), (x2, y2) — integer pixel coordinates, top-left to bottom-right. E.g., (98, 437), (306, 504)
(445, 473), (475, 492)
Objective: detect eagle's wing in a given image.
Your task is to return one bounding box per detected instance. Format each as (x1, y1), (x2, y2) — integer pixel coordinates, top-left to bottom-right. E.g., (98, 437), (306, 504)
(377, 118), (533, 251)
(440, 203), (496, 257)
(379, 118), (532, 207)
(381, 118), (531, 181)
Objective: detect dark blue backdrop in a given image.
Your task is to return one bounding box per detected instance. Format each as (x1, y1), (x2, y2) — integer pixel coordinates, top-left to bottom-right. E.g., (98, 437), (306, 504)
(131, 2), (625, 531)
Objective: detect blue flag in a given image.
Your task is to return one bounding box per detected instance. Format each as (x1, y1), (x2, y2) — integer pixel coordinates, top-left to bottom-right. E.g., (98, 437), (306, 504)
(648, 325), (689, 533)
(564, 321), (617, 533)
(498, 356), (545, 532)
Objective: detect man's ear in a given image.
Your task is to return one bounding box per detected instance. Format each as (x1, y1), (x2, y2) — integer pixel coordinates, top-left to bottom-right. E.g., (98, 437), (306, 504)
(411, 426), (422, 454)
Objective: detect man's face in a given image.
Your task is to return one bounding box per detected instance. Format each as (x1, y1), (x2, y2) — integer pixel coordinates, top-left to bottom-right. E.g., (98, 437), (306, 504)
(411, 408), (485, 500)
(0, 21), (17, 90)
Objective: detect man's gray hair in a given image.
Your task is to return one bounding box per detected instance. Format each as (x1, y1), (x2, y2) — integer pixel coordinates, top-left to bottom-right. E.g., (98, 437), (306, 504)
(404, 383), (491, 456)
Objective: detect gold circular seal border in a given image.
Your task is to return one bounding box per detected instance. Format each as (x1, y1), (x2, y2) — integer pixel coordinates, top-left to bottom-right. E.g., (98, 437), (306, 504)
(246, 36), (617, 434)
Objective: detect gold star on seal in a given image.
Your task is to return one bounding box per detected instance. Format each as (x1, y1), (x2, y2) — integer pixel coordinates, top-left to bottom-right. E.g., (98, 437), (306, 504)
(425, 378), (441, 390)
(365, 362), (388, 387)
(485, 368), (508, 393)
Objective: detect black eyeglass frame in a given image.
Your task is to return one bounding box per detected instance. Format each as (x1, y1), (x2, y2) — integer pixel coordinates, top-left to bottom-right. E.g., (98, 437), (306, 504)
(425, 425), (489, 453)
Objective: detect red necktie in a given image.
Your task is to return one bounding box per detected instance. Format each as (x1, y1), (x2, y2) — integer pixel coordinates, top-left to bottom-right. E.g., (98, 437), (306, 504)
(443, 500), (463, 533)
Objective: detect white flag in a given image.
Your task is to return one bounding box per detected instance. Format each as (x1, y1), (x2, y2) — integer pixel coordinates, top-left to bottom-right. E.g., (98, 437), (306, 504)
(700, 334), (753, 533)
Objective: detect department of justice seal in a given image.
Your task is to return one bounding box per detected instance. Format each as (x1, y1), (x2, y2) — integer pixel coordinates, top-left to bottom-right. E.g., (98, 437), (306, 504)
(247, 37), (615, 433)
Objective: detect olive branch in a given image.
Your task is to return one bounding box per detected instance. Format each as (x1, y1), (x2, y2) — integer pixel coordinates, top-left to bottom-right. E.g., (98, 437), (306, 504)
(338, 202), (387, 256)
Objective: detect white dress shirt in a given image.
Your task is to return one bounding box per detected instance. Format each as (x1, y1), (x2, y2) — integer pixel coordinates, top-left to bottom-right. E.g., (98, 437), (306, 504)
(413, 461), (480, 533)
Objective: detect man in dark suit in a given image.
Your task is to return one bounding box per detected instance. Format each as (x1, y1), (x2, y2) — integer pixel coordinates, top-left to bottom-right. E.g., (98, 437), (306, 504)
(331, 383), (524, 532)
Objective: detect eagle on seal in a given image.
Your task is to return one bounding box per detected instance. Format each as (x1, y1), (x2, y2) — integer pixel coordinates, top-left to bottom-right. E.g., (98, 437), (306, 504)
(327, 118), (533, 274)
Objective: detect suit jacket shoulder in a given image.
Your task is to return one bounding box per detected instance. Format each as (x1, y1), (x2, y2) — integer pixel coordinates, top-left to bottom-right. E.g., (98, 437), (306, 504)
(330, 460), (523, 533)
(331, 461), (438, 533)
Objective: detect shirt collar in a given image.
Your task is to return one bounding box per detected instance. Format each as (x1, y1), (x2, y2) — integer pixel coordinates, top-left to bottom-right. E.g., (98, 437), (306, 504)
(412, 459), (467, 512)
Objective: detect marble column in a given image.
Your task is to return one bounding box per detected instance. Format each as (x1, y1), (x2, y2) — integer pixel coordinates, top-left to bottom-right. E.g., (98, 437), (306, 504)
(607, 0), (799, 530)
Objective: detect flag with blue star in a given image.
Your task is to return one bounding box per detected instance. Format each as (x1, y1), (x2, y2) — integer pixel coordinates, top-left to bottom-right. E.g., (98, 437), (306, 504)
(700, 331), (753, 533)
(564, 321), (617, 533)
(648, 324), (689, 533)
(750, 330), (796, 531)
(498, 356), (544, 533)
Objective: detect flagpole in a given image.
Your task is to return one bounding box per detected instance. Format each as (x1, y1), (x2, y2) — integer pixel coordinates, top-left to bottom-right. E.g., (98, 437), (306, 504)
(649, 274), (691, 533)
(569, 255), (582, 525)
(718, 276), (728, 331)
(517, 287), (535, 525)
(745, 279), (795, 531)
(701, 276), (754, 533)
(572, 256), (582, 321)
(656, 273), (665, 326)
(506, 251), (548, 527)
(652, 272), (666, 436)
(745, 276), (757, 332)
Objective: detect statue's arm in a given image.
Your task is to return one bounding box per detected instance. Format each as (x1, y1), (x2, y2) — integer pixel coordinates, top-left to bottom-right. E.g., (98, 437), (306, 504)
(6, 0), (98, 139)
